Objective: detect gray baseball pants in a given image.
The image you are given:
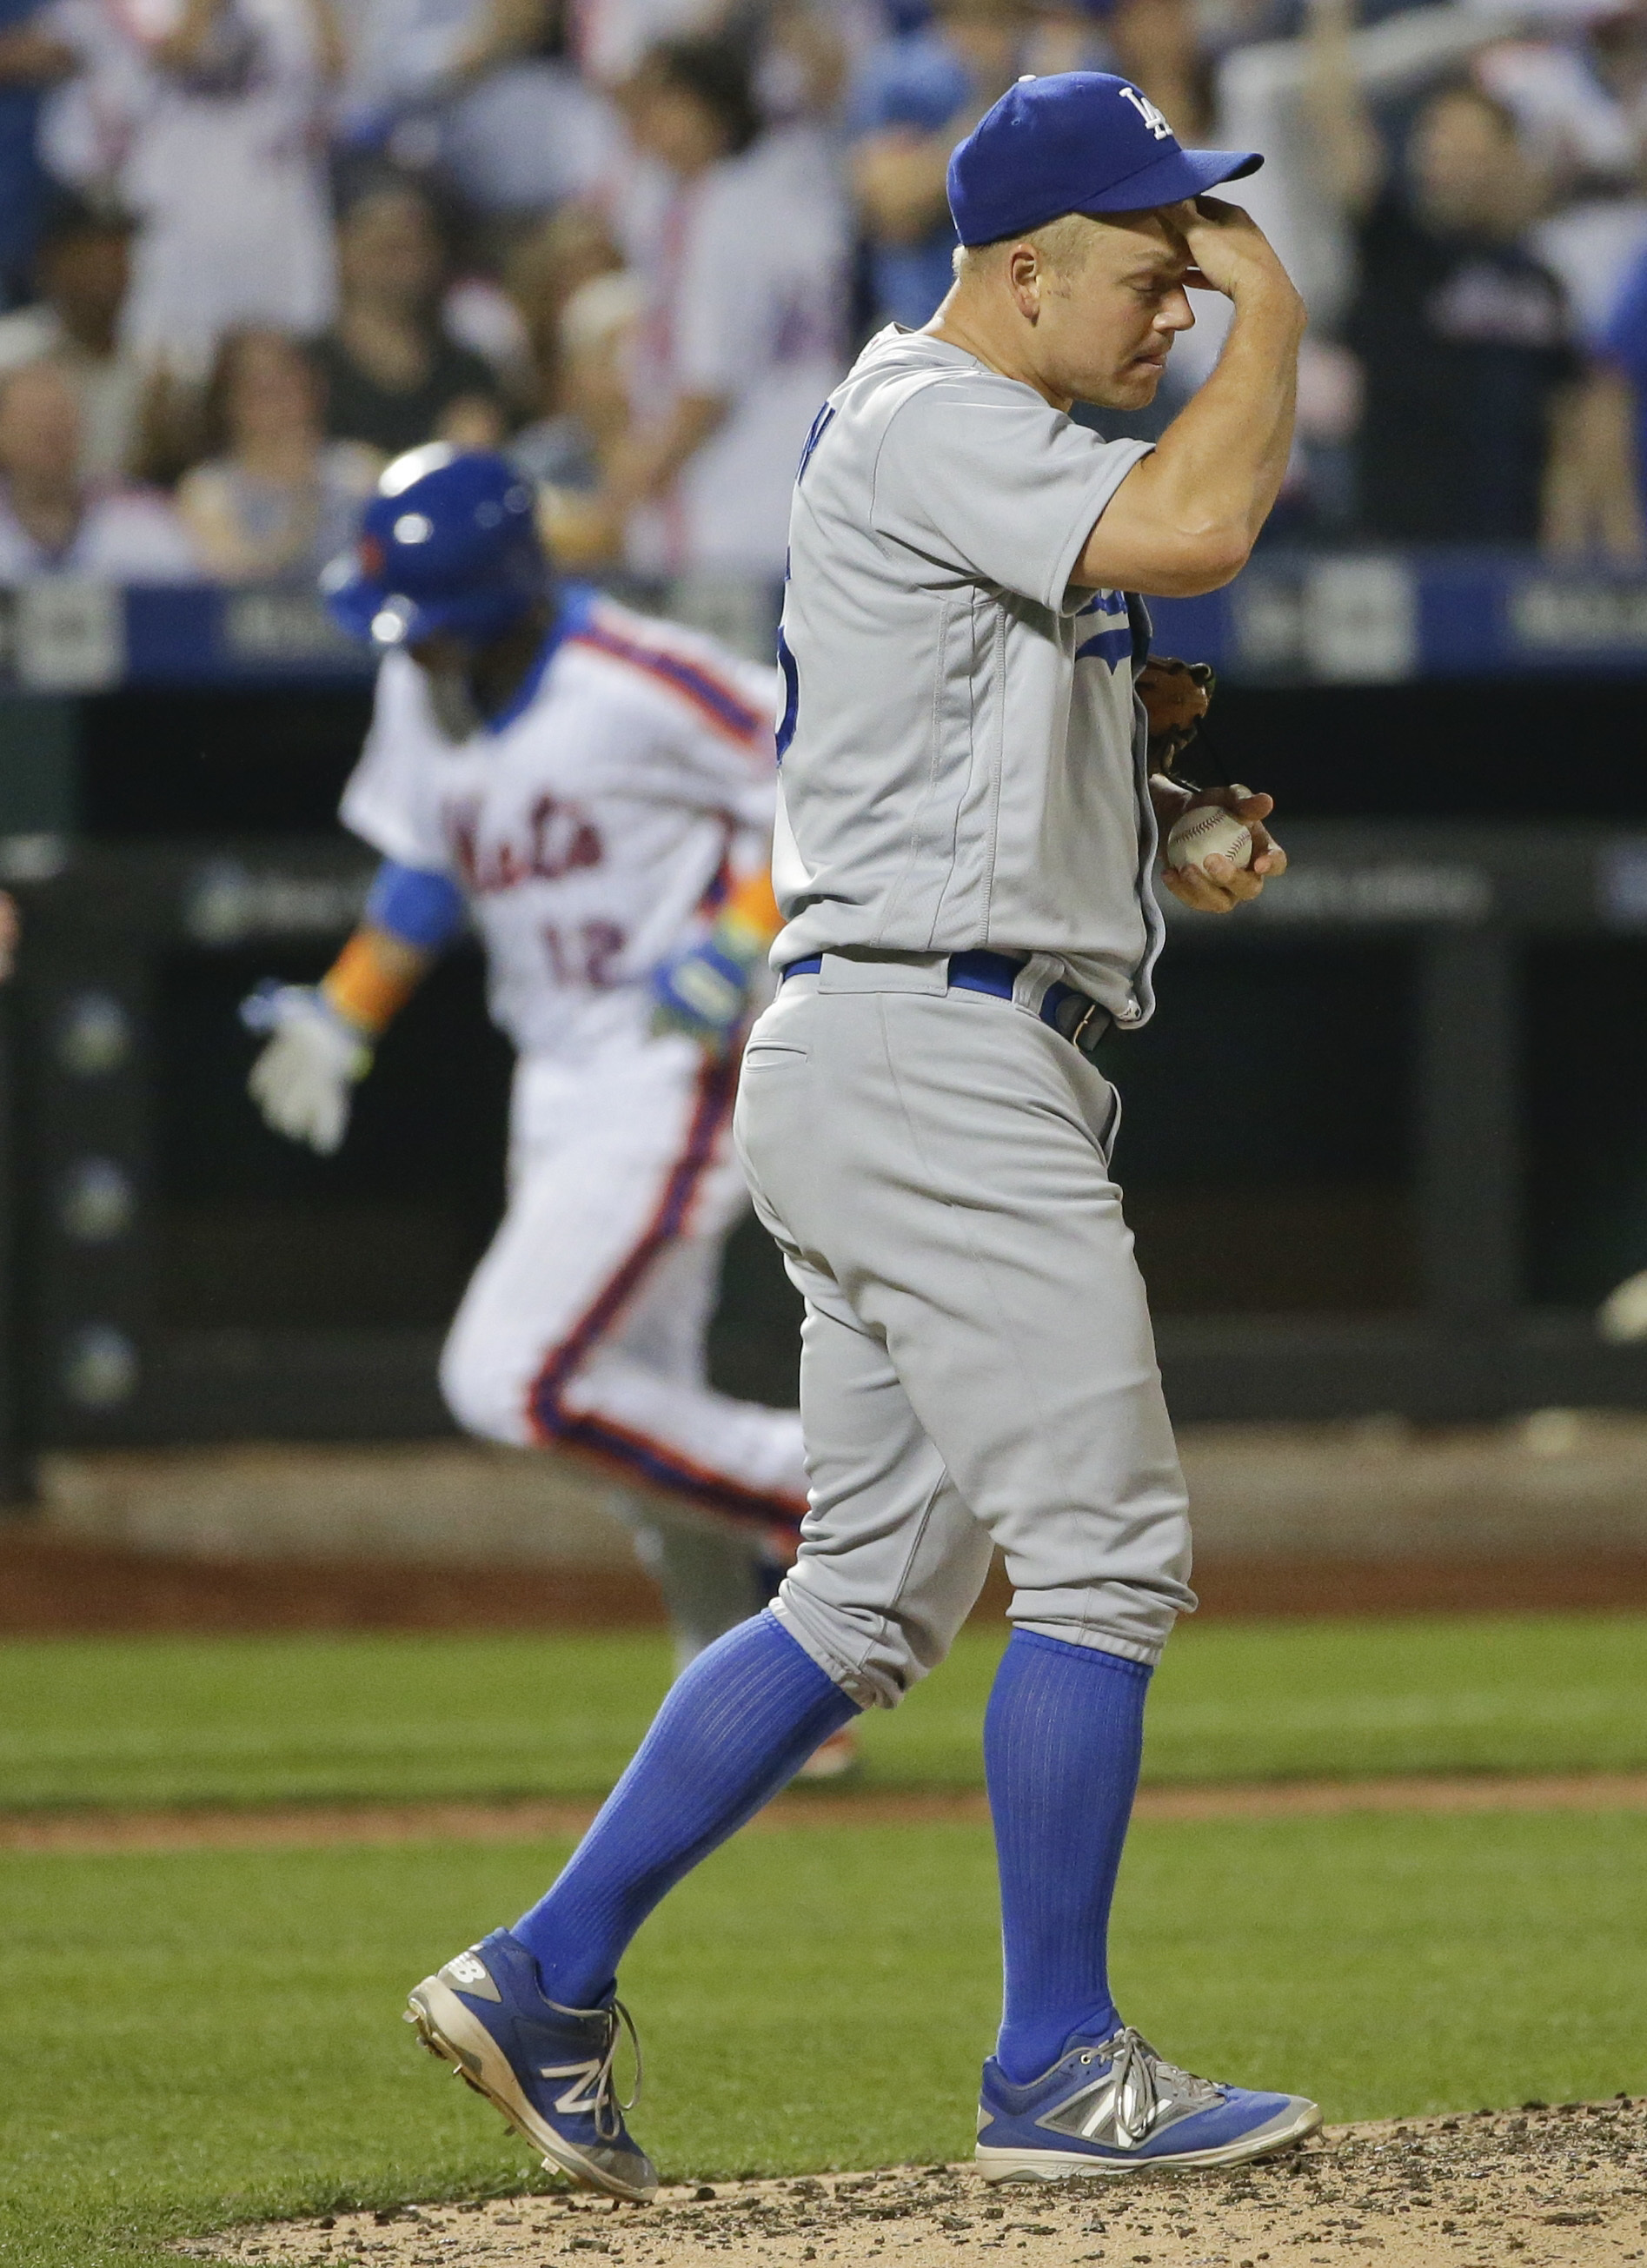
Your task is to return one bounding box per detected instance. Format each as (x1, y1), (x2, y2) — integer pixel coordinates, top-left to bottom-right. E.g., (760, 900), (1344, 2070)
(732, 952), (1195, 1712)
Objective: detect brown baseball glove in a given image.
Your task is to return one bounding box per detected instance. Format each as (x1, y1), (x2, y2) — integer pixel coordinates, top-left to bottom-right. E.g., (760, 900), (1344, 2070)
(1136, 655), (1215, 774)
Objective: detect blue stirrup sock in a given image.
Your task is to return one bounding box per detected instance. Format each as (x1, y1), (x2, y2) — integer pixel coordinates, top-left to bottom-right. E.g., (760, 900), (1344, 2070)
(511, 1609), (860, 2007)
(985, 1628), (1152, 2085)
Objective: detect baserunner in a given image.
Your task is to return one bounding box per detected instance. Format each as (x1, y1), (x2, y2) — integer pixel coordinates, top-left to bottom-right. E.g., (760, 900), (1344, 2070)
(408, 71), (1317, 2195)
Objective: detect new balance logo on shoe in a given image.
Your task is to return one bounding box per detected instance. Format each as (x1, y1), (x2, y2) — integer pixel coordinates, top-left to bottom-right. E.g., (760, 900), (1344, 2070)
(1046, 2070), (1152, 2148)
(409, 1930), (659, 2202)
(538, 2059), (608, 2117)
(441, 1949), (502, 2000)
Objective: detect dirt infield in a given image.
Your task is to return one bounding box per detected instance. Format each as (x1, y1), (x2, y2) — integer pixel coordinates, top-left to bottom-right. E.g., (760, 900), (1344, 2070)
(7, 1527), (1647, 1634)
(0, 1529), (671, 1634)
(10, 1771), (1647, 1855)
(181, 2099), (1647, 2268)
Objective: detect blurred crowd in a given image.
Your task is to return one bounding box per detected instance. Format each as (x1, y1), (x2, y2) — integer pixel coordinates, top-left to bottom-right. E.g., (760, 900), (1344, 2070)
(3, 0), (1647, 590)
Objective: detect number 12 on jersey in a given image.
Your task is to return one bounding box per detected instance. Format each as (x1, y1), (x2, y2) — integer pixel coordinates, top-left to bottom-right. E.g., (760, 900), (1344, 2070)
(542, 921), (626, 988)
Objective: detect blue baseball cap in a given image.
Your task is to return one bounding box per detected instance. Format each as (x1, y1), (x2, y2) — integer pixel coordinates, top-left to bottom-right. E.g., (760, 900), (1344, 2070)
(947, 72), (1260, 247)
(322, 444), (551, 648)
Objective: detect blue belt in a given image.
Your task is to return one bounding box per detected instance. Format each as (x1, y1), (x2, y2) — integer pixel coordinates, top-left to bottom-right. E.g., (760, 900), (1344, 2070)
(780, 949), (1112, 1060)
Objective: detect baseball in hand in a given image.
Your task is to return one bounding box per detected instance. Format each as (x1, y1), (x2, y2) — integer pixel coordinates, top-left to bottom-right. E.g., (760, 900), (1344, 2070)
(1166, 805), (1255, 876)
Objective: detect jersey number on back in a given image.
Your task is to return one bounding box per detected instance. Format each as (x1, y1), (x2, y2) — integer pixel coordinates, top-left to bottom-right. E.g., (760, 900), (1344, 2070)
(543, 920), (626, 988)
(775, 401), (839, 766)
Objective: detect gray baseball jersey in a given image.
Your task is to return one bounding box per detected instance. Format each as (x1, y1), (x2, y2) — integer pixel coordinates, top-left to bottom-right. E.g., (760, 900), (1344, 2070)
(739, 326), (1195, 1703)
(772, 324), (1164, 1029)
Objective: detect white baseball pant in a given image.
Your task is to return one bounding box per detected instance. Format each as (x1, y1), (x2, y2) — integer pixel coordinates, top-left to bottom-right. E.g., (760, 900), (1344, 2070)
(439, 1032), (810, 1650)
(733, 956), (1196, 1711)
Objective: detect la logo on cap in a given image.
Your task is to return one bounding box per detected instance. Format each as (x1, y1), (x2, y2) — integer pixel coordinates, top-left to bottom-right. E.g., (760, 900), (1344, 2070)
(1119, 84), (1172, 139)
(945, 70), (1261, 247)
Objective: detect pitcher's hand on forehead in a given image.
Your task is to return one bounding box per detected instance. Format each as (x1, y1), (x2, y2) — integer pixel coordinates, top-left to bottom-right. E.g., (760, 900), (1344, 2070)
(1172, 196), (1299, 308)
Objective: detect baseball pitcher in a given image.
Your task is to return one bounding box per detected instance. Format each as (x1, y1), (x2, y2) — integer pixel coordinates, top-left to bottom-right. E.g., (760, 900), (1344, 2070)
(407, 75), (1318, 2196)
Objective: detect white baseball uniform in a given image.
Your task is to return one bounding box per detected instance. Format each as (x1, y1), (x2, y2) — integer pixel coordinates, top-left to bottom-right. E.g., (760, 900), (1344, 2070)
(616, 123), (851, 580)
(339, 586), (809, 1651)
(736, 327), (1196, 1711)
(43, 0), (337, 371)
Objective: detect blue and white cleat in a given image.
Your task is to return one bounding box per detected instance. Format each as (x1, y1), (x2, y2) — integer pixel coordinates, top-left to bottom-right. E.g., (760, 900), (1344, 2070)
(975, 2026), (1321, 2181)
(406, 1929), (657, 2201)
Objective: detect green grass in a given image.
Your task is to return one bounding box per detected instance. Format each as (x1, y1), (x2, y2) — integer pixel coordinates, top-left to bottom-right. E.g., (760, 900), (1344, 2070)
(6, 1616), (1647, 2265)
(2, 1615), (1645, 1811)
(6, 1809), (1646, 2268)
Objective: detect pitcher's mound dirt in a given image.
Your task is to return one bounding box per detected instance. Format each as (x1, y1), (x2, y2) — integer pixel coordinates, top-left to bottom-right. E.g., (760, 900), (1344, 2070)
(182, 2099), (1647, 2268)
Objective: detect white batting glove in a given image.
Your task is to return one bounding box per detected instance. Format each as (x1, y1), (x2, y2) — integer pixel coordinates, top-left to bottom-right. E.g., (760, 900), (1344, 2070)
(242, 982), (373, 1155)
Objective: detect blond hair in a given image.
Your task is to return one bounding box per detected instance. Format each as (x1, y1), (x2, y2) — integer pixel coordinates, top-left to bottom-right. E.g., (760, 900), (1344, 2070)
(951, 211), (1103, 285)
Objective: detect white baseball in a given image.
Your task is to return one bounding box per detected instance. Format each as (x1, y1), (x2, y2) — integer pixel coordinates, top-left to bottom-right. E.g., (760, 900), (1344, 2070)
(1166, 805), (1254, 876)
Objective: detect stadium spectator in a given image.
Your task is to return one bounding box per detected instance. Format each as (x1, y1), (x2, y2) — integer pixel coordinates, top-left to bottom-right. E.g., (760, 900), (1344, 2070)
(504, 199), (625, 426)
(512, 267), (640, 562)
(847, 0), (1026, 332)
(1501, 5), (1647, 358)
(175, 328), (381, 582)
(1313, 60), (1605, 546)
(1468, 8), (1647, 371)
(1474, 11), (1647, 200)
(311, 182), (508, 456)
(336, 0), (619, 220)
(1219, 0), (1550, 343)
(1345, 83), (1575, 544)
(0, 0), (76, 308)
(0, 360), (200, 577)
(754, 0), (854, 129)
(42, 0), (342, 372)
(1103, 0), (1213, 138)
(1533, 176), (1647, 361)
(511, 269), (637, 491)
(0, 192), (146, 481)
(572, 0), (730, 88)
(441, 5), (618, 221)
(1021, 0), (1106, 78)
(605, 31), (848, 580)
(1571, 242), (1647, 553)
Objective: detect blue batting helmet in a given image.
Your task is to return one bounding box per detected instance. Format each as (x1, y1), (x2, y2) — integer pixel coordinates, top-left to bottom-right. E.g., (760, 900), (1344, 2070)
(322, 445), (551, 647)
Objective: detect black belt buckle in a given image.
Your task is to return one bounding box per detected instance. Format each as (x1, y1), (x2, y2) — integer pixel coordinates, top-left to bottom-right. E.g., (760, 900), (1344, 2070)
(1066, 998), (1106, 1054)
(1050, 985), (1111, 1060)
